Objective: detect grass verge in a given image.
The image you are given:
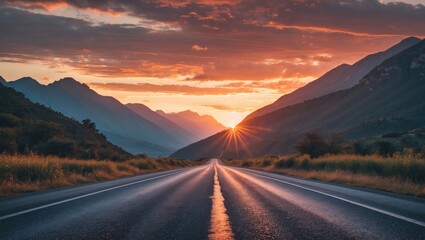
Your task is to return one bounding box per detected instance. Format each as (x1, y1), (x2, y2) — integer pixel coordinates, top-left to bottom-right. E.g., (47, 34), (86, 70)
(223, 153), (425, 197)
(0, 154), (204, 197)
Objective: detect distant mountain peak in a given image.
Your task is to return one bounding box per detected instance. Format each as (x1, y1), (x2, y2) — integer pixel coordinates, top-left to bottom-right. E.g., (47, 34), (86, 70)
(11, 77), (42, 87)
(244, 36), (422, 121)
(51, 77), (81, 86)
(399, 36), (421, 45)
(16, 76), (38, 83)
(49, 77), (92, 92)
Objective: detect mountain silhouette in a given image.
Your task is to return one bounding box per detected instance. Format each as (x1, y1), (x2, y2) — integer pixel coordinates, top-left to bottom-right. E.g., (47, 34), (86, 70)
(246, 37), (421, 120)
(0, 83), (130, 160)
(172, 39), (425, 159)
(6, 77), (186, 156)
(157, 110), (226, 141)
(126, 103), (198, 145)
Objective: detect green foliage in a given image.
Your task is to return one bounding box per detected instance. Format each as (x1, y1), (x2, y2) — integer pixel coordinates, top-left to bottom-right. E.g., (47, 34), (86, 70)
(262, 159), (272, 167)
(0, 84), (131, 160)
(351, 141), (372, 155)
(81, 119), (98, 132)
(275, 157), (296, 168)
(296, 131), (344, 158)
(232, 153), (425, 184)
(0, 154), (201, 196)
(376, 141), (396, 157)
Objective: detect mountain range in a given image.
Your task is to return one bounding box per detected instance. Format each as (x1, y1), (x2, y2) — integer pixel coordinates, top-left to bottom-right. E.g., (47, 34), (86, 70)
(0, 83), (130, 160)
(156, 110), (226, 140)
(3, 78), (224, 156)
(246, 37), (421, 120)
(172, 38), (425, 159)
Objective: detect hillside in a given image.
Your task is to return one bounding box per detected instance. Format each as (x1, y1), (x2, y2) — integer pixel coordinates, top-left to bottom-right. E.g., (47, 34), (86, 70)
(157, 110), (226, 141)
(246, 37), (421, 120)
(0, 84), (131, 160)
(5, 77), (185, 156)
(172, 39), (425, 159)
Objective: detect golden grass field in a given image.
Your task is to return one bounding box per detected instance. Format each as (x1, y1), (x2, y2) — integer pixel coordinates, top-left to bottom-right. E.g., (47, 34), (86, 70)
(0, 154), (203, 196)
(224, 152), (425, 197)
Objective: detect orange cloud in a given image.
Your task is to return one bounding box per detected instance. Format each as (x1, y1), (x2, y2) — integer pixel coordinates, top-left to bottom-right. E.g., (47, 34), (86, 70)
(89, 82), (256, 95)
(192, 45), (208, 51)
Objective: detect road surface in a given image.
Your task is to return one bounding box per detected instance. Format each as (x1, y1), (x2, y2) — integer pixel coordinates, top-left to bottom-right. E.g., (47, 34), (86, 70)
(1, 159), (424, 239)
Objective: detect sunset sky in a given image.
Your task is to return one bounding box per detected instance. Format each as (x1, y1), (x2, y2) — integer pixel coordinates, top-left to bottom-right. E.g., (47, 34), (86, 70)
(1, 0), (425, 127)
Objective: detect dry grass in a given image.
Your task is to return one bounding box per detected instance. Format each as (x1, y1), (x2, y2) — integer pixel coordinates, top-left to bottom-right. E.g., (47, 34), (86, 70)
(224, 153), (425, 197)
(0, 154), (204, 196)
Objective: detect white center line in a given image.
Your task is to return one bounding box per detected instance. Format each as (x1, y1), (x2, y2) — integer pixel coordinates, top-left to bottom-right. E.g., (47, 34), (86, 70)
(243, 170), (425, 228)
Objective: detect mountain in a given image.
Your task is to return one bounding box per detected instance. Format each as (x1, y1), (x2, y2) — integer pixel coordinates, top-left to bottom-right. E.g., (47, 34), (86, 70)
(246, 37), (421, 120)
(126, 103), (197, 144)
(0, 83), (131, 160)
(0, 76), (6, 85)
(156, 110), (226, 141)
(6, 77), (186, 156)
(172, 39), (425, 159)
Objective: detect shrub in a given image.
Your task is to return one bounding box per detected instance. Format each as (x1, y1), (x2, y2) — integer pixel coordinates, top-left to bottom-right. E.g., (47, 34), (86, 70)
(352, 141), (372, 155)
(275, 157), (296, 168)
(296, 132), (344, 158)
(262, 159), (272, 167)
(35, 139), (76, 157)
(376, 141), (396, 156)
(242, 161), (252, 167)
(0, 129), (18, 153)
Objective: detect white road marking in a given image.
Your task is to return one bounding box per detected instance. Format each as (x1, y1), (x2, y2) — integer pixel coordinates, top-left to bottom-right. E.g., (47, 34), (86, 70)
(243, 170), (425, 228)
(0, 170), (187, 221)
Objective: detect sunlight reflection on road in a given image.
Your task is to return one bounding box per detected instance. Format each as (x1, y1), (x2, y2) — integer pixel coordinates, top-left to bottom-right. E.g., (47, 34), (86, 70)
(208, 159), (234, 240)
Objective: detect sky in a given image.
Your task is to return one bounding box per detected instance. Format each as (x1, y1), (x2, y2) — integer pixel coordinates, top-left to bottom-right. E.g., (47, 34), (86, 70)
(0, 0), (424, 127)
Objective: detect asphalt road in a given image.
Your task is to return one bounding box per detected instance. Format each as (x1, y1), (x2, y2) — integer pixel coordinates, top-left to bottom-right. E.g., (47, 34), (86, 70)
(1, 159), (424, 240)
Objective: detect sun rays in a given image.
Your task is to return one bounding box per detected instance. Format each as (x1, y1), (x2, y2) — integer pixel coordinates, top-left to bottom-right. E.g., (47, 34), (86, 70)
(206, 124), (273, 159)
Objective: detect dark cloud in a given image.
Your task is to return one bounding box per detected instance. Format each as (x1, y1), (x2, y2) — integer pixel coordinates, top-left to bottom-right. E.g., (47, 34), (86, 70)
(0, 0), (424, 82)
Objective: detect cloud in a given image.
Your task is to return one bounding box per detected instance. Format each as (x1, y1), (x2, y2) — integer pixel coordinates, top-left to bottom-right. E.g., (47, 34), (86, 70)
(88, 82), (256, 95)
(192, 44), (208, 51)
(1, 1), (424, 82)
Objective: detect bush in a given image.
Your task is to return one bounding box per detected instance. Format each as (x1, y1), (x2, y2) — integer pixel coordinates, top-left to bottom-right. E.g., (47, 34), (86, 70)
(352, 141), (372, 155)
(262, 159), (272, 167)
(376, 141), (396, 157)
(242, 161), (252, 167)
(275, 157), (296, 168)
(0, 129), (18, 153)
(296, 131), (344, 158)
(35, 139), (76, 157)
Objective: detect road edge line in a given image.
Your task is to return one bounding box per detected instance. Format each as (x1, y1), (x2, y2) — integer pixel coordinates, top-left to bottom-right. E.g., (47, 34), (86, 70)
(240, 169), (425, 228)
(0, 169), (187, 221)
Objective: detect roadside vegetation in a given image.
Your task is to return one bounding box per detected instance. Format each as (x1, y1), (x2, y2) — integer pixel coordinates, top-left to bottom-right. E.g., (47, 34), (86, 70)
(224, 131), (425, 197)
(0, 154), (204, 196)
(224, 153), (425, 197)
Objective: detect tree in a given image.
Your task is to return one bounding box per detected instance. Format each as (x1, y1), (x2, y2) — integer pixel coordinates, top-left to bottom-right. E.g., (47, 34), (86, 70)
(82, 119), (98, 132)
(376, 141), (396, 156)
(352, 141), (371, 155)
(296, 131), (328, 158)
(296, 131), (344, 158)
